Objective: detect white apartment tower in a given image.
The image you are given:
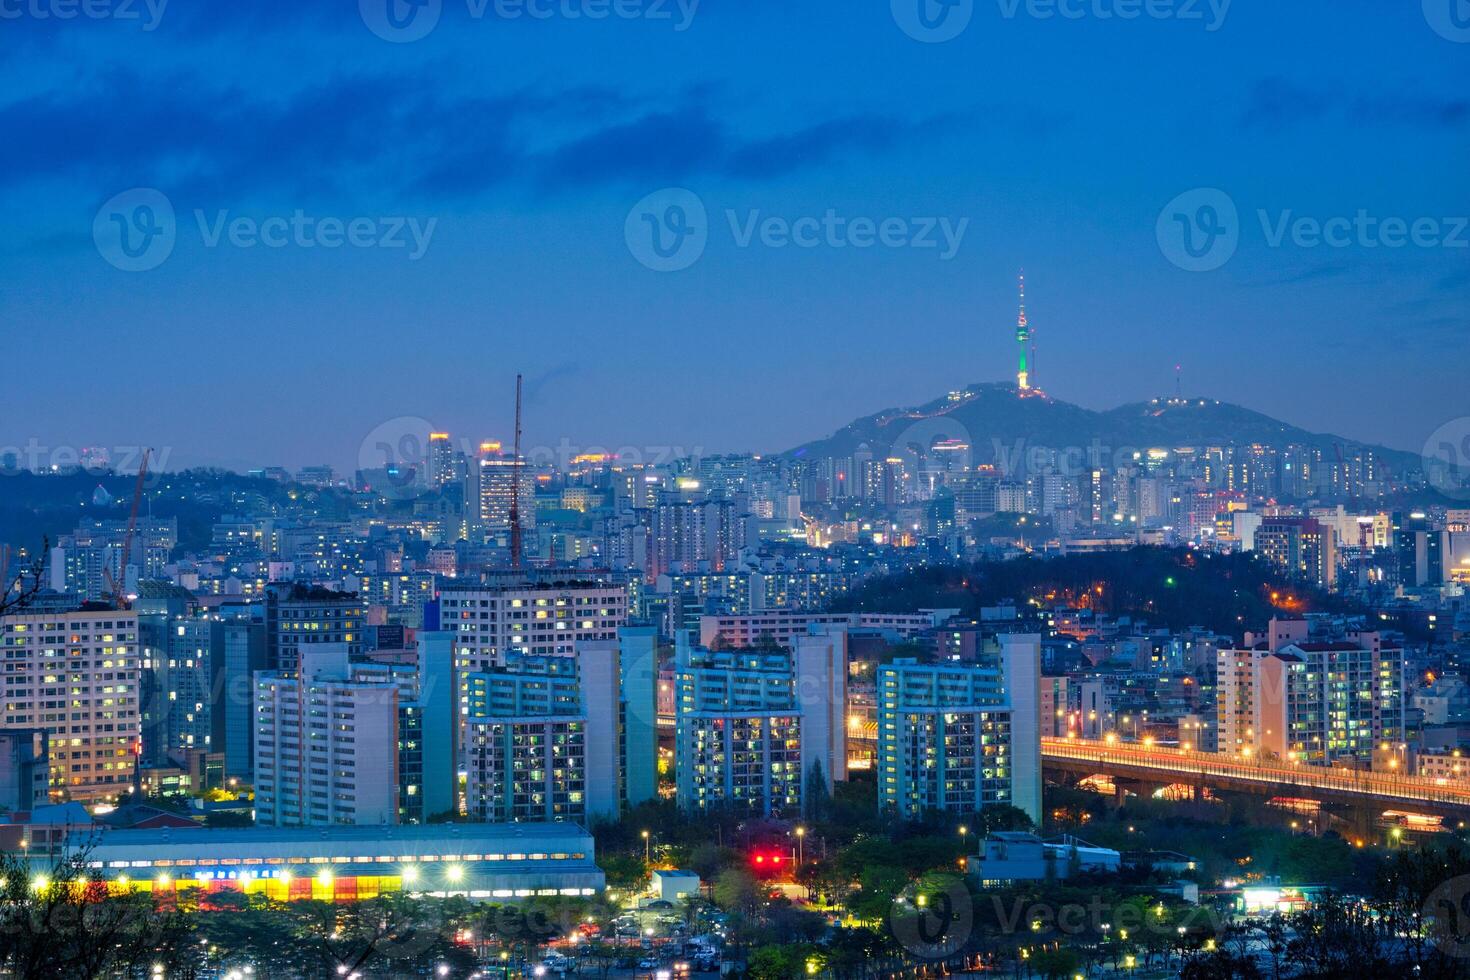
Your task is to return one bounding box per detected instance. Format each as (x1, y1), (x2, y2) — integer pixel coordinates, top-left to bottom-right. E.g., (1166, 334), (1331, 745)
(253, 644), (398, 826)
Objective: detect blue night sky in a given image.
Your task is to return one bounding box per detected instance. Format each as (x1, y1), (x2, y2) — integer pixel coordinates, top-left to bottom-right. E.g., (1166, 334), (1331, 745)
(2, 0), (1466, 473)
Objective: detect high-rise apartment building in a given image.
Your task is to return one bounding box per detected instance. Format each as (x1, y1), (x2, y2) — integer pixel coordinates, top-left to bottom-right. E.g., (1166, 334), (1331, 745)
(264, 582), (364, 672)
(350, 631), (456, 824)
(1216, 621), (1404, 768)
(209, 618), (266, 782)
(1253, 516), (1337, 589)
(0, 729), (50, 811)
(439, 583), (628, 669)
(0, 608), (140, 799)
(673, 627), (846, 818)
(462, 627), (657, 823)
(253, 644), (398, 827)
(876, 633), (1041, 823)
(138, 611), (213, 767)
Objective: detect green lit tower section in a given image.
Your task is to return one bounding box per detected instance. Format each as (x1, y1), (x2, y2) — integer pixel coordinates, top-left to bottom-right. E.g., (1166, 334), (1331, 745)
(1016, 272), (1031, 391)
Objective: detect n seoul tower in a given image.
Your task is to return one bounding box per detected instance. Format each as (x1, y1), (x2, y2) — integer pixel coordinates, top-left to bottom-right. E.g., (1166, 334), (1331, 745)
(1016, 271), (1032, 392)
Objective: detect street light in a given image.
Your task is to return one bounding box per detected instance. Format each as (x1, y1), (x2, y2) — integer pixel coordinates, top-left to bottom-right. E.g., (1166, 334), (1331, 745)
(795, 826), (805, 867)
(641, 830), (650, 865)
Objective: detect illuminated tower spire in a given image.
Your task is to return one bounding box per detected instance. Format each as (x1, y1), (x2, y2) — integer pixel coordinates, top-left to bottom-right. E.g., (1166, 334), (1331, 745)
(1016, 271), (1031, 391)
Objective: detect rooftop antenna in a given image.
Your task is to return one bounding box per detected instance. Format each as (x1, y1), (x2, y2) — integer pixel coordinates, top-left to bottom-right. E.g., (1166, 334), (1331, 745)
(510, 374), (523, 569)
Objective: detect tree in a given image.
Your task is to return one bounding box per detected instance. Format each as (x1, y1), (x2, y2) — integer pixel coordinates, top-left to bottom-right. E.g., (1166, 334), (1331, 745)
(0, 845), (192, 979)
(1180, 948), (1264, 980)
(805, 759), (832, 823)
(0, 538), (48, 616)
(712, 867), (765, 918)
(1028, 946), (1081, 980)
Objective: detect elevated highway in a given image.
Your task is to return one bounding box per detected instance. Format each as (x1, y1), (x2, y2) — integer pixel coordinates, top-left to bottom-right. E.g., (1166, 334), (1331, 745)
(1041, 737), (1470, 822)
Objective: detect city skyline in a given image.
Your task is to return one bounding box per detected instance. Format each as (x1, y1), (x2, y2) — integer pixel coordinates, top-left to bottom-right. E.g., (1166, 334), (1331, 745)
(0, 370), (1439, 476)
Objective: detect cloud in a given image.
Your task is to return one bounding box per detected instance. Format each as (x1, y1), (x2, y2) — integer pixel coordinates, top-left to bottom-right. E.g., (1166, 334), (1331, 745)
(1242, 77), (1468, 130)
(0, 68), (952, 206)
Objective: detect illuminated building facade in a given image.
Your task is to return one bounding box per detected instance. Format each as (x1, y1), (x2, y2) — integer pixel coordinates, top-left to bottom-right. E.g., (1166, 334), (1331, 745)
(876, 634), (1041, 823)
(76, 822), (603, 902)
(673, 627), (846, 818)
(0, 608), (140, 800)
(463, 628), (658, 823)
(263, 582), (363, 673)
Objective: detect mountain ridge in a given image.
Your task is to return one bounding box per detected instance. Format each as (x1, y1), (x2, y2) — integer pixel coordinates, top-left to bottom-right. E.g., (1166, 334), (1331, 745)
(785, 382), (1421, 472)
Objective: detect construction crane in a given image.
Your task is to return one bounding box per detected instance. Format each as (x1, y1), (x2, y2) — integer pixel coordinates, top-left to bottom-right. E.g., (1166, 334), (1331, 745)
(510, 375), (524, 570)
(104, 447), (150, 610)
